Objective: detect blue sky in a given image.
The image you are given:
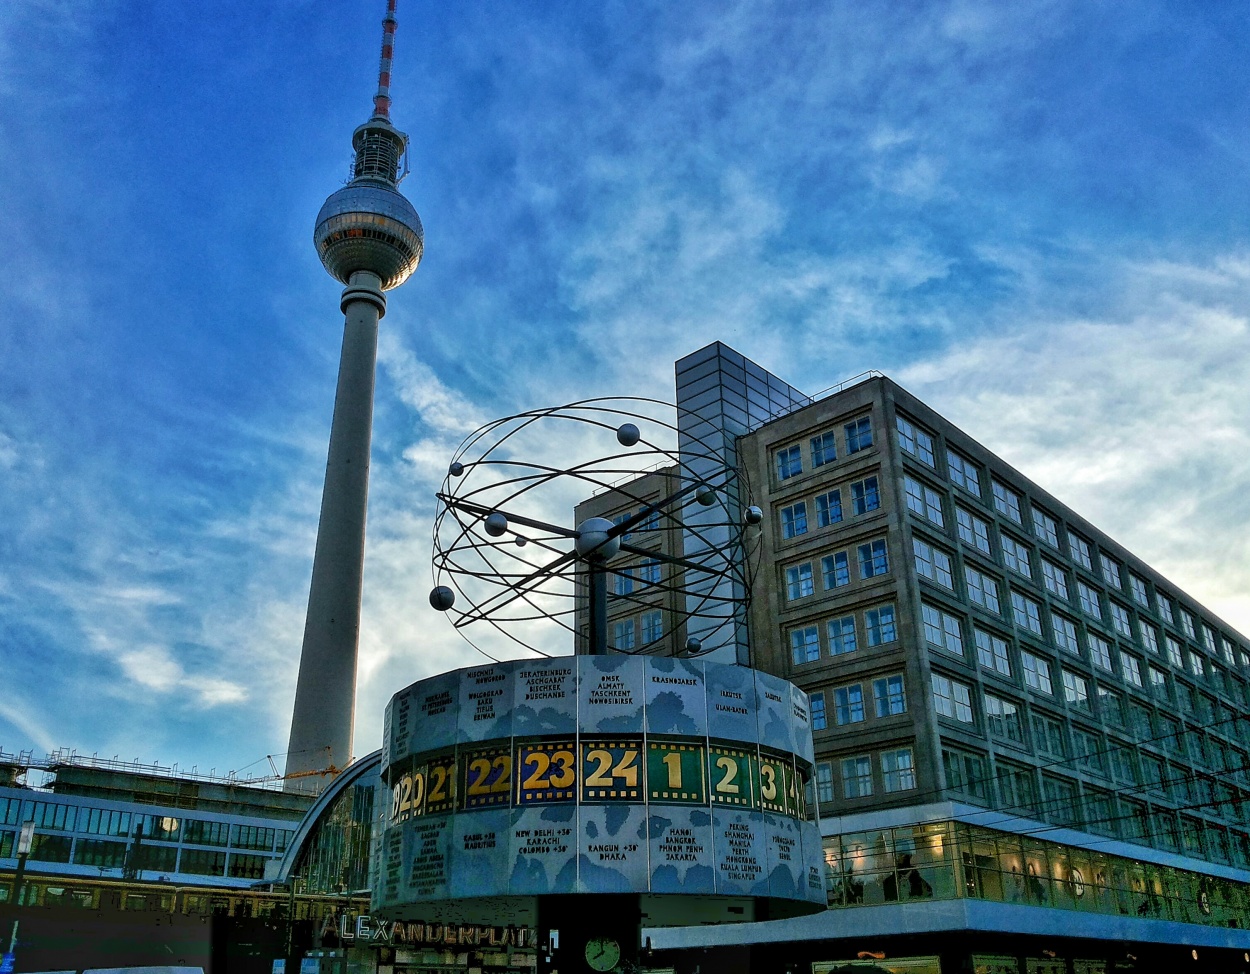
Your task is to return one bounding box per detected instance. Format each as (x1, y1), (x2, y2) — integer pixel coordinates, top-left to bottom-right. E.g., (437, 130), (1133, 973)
(0, 0), (1248, 777)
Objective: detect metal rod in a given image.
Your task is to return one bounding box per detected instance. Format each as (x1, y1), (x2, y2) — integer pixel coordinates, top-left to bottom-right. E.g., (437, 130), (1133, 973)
(589, 563), (608, 656)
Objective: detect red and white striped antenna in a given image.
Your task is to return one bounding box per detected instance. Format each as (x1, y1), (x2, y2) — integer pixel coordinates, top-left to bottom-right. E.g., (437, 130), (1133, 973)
(373, 0), (398, 119)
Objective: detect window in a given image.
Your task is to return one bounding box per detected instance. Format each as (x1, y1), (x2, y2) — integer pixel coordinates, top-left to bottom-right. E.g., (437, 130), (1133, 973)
(965, 567), (1001, 614)
(1166, 635), (1184, 669)
(1121, 652), (1144, 687)
(780, 502), (808, 539)
(1032, 508), (1059, 548)
(997, 762), (1039, 811)
(1052, 614), (1079, 655)
(821, 552), (850, 590)
(1158, 596), (1175, 625)
(828, 617), (857, 656)
(1021, 651), (1053, 694)
(1141, 755), (1167, 796)
(922, 604), (964, 656)
(859, 539), (889, 578)
(913, 539), (953, 588)
(1110, 748), (1137, 785)
(834, 684), (865, 725)
(896, 416), (935, 465)
(1032, 713), (1065, 757)
(613, 566), (634, 596)
(642, 610), (663, 644)
(1069, 532), (1093, 570)
(1011, 592), (1043, 635)
(638, 508), (660, 532)
(1130, 574), (1151, 608)
(873, 675), (906, 717)
(851, 477), (880, 515)
(1181, 611), (1196, 639)
(1077, 580), (1101, 620)
(985, 694), (1025, 743)
(1188, 651), (1206, 680)
(815, 762), (834, 803)
(1089, 634), (1113, 673)
(842, 756), (873, 798)
(904, 475), (945, 526)
(1073, 730), (1104, 775)
(229, 853), (269, 880)
(810, 693), (827, 730)
(932, 674), (974, 723)
(1001, 535), (1032, 578)
(181, 849), (226, 876)
(1148, 665), (1169, 700)
(815, 489), (843, 527)
(1062, 670), (1090, 712)
(613, 620), (635, 651)
(232, 826), (278, 851)
(1100, 554), (1122, 590)
(1098, 686), (1125, 727)
(975, 629), (1011, 676)
(1202, 624), (1217, 654)
(790, 626), (820, 665)
(1110, 602), (1133, 639)
(943, 749), (990, 801)
(25, 803), (76, 831)
(810, 431), (837, 467)
(74, 839), (127, 868)
(1140, 623), (1159, 654)
(1042, 560), (1068, 600)
(865, 606), (897, 646)
(611, 513), (634, 541)
(992, 481), (1022, 523)
(881, 748), (916, 792)
(775, 445), (802, 480)
(785, 563), (814, 601)
(948, 452), (980, 495)
(1221, 637), (1237, 667)
(845, 417), (873, 453)
(637, 558), (661, 585)
(956, 507), (991, 554)
(80, 808), (132, 838)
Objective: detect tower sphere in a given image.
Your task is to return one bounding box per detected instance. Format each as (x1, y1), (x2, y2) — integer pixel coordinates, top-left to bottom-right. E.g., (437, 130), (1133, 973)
(314, 182), (424, 291)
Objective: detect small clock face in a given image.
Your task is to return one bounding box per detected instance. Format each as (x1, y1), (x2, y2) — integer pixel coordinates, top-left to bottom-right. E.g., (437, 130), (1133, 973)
(585, 936), (621, 971)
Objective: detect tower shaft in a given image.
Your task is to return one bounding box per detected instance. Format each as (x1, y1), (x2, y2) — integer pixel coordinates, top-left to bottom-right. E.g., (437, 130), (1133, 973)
(285, 271), (386, 787)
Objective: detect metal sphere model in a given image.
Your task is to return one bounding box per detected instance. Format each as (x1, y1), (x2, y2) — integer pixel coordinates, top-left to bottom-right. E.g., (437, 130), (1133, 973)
(428, 397), (762, 661)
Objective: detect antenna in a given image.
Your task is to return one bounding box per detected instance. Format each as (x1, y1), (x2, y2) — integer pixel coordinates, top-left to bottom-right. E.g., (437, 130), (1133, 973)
(373, 0), (398, 120)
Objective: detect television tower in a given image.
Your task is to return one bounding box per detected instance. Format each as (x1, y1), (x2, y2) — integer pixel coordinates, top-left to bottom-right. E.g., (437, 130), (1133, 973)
(285, 0), (424, 788)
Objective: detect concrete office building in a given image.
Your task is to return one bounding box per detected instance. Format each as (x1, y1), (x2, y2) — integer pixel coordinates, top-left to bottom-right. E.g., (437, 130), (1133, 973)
(583, 342), (1250, 973)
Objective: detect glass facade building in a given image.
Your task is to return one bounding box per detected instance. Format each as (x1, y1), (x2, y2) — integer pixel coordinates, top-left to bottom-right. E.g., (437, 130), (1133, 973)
(588, 343), (1250, 971)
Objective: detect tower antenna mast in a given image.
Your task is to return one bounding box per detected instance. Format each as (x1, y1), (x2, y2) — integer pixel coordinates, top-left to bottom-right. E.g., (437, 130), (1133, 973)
(286, 0), (424, 790)
(373, 0), (398, 120)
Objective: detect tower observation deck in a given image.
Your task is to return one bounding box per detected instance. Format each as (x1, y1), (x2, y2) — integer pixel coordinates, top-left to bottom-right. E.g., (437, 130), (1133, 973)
(285, 0), (424, 790)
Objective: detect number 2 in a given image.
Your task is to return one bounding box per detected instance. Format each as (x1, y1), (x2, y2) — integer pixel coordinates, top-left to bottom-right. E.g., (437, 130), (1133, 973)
(715, 756), (740, 794)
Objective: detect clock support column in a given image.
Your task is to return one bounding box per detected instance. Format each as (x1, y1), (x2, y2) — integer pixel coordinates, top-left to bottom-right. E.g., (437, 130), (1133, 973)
(537, 893), (641, 974)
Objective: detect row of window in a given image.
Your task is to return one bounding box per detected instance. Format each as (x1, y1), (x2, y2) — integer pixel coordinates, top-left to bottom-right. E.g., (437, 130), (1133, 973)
(916, 547), (1240, 703)
(814, 746), (916, 802)
(898, 412), (1250, 674)
(783, 538), (890, 600)
(789, 604), (897, 666)
(810, 674), (907, 730)
(938, 743), (1250, 858)
(0, 801), (292, 853)
(914, 490), (1243, 688)
(778, 475), (880, 540)
(775, 416), (874, 482)
(611, 610), (665, 651)
(0, 830), (273, 879)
